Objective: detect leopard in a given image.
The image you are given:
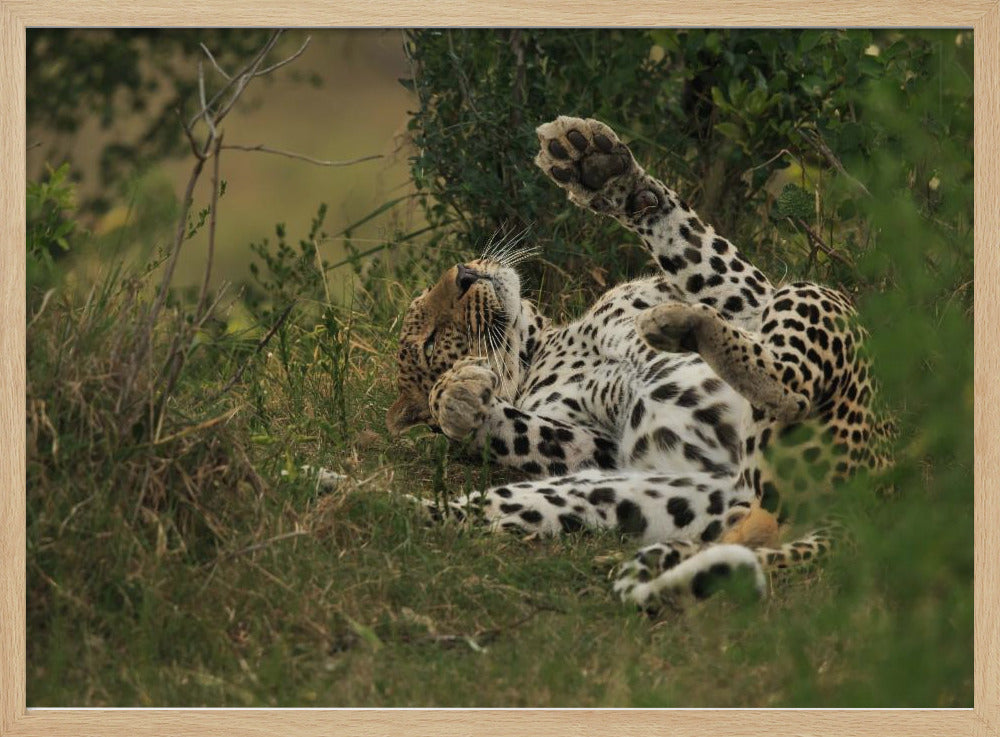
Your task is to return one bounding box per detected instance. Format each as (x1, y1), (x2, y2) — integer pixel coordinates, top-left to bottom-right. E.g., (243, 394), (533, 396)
(386, 115), (893, 610)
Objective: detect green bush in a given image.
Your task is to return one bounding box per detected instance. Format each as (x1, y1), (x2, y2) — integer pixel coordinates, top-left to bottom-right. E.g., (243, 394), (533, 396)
(404, 30), (971, 301)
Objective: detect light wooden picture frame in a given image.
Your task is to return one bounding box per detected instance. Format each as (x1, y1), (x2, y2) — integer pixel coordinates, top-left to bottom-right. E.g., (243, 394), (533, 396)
(1, 2), (996, 735)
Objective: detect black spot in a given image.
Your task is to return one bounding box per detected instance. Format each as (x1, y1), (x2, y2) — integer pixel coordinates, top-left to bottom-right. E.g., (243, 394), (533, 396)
(651, 382), (680, 401)
(760, 481), (780, 512)
(513, 435), (530, 455)
(490, 437), (509, 456)
(544, 493), (567, 507)
(702, 378), (723, 393)
(693, 404), (722, 426)
(658, 254), (686, 274)
(535, 374), (558, 390)
(686, 274), (705, 293)
(711, 238), (729, 254)
(630, 435), (649, 461)
(588, 487), (617, 505)
(522, 461), (542, 474)
(676, 388), (700, 407)
(558, 513), (586, 533)
(630, 400), (646, 430)
(494, 487), (512, 499)
(667, 497), (695, 527)
(709, 256), (728, 274)
(519, 509), (543, 524)
(652, 427), (680, 451)
(691, 563), (732, 599)
(700, 520), (723, 541)
(616, 499), (648, 536)
(722, 296), (744, 313)
(499, 503), (523, 514)
(707, 490), (724, 515)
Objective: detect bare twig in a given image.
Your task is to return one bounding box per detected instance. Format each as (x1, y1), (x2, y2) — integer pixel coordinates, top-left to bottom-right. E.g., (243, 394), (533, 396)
(208, 529), (310, 565)
(176, 108), (205, 161)
(210, 302), (296, 401)
(742, 148), (796, 178)
(254, 35), (311, 77)
(405, 601), (567, 651)
(152, 406), (241, 446)
(188, 31), (282, 131)
(118, 152), (206, 415)
(221, 143), (382, 168)
(799, 127), (872, 198)
(123, 31), (336, 424)
(199, 41), (232, 80)
(210, 33), (286, 128)
(196, 133), (224, 320)
(788, 216), (856, 270)
(197, 60), (217, 140)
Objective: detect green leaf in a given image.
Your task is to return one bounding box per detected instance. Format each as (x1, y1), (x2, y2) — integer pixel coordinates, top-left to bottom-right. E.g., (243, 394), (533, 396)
(798, 30), (825, 55)
(714, 122), (744, 144)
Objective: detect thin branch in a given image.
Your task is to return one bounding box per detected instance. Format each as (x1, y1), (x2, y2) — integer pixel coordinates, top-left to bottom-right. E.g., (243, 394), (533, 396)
(799, 127), (872, 198)
(187, 30), (282, 131)
(220, 143), (382, 168)
(742, 148), (796, 178)
(196, 133), (224, 321)
(118, 152), (206, 416)
(176, 108), (205, 161)
(254, 35), (311, 76)
(197, 60), (217, 140)
(209, 302), (296, 401)
(210, 32), (286, 128)
(199, 41), (232, 80)
(208, 529), (310, 565)
(789, 216), (856, 270)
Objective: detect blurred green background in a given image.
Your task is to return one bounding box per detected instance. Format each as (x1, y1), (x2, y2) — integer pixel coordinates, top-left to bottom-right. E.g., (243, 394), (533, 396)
(27, 30), (421, 291)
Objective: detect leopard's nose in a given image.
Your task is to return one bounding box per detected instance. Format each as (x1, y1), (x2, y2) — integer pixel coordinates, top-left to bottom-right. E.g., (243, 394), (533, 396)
(456, 264), (481, 295)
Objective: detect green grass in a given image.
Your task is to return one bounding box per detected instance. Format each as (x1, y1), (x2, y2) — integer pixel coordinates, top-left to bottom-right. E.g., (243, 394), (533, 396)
(25, 246), (972, 707)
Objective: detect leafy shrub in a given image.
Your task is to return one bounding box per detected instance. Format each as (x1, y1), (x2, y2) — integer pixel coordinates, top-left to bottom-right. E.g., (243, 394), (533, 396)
(403, 30), (971, 302)
(26, 162), (84, 296)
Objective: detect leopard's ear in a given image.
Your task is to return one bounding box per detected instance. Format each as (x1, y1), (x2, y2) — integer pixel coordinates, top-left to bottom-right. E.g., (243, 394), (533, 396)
(386, 392), (430, 435)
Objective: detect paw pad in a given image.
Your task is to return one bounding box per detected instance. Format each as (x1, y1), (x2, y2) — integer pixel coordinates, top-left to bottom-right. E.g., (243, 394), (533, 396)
(534, 116), (641, 213)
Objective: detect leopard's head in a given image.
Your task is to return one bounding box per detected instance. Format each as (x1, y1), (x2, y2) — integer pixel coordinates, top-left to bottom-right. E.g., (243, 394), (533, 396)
(386, 255), (544, 435)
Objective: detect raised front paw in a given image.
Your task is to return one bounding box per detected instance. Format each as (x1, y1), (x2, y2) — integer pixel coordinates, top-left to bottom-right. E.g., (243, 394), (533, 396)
(534, 116), (650, 215)
(428, 357), (498, 440)
(636, 302), (714, 354)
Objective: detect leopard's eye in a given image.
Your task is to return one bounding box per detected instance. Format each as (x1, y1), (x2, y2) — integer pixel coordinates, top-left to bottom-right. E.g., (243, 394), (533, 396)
(423, 332), (436, 359)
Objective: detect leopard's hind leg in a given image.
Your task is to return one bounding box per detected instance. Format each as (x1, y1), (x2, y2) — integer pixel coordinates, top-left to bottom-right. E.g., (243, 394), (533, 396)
(636, 301), (811, 424)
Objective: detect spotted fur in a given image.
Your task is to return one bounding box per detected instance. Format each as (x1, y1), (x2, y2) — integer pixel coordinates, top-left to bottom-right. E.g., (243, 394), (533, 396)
(387, 116), (892, 611)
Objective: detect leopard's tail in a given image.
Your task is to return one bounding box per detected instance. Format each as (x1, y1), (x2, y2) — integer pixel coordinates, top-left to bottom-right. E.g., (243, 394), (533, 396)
(614, 524), (843, 610)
